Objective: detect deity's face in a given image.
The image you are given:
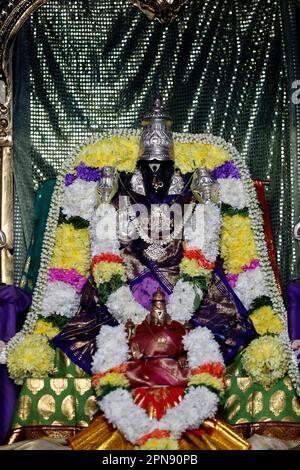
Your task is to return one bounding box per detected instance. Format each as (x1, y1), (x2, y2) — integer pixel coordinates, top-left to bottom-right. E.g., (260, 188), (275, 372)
(149, 302), (168, 326)
(138, 160), (175, 198)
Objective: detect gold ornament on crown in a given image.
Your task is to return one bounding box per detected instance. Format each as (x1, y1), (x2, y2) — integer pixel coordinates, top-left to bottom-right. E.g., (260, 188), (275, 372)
(131, 0), (190, 24)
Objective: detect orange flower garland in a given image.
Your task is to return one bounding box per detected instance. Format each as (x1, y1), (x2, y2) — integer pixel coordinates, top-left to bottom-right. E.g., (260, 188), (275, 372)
(183, 249), (216, 270)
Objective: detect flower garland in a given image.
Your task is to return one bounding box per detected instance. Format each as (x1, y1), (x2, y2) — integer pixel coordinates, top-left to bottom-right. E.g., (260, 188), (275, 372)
(211, 155), (288, 386)
(6, 130), (298, 395)
(62, 178), (98, 221)
(137, 430), (178, 450)
(249, 305), (283, 336)
(4, 131), (138, 381)
(91, 324), (129, 374)
(92, 324), (224, 449)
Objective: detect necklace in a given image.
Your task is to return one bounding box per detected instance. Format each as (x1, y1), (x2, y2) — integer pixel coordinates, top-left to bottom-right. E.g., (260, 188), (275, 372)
(118, 171), (194, 260)
(128, 201), (196, 260)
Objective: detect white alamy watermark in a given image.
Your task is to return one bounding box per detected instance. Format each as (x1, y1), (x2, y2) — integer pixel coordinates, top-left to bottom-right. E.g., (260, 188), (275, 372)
(100, 196), (205, 246)
(291, 80), (300, 104)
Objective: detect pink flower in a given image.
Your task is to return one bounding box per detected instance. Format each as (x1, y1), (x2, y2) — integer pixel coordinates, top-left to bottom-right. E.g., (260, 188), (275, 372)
(48, 268), (87, 293)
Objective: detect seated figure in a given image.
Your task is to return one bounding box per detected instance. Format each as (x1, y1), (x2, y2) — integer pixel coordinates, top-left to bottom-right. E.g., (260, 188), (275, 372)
(5, 97), (300, 447)
(126, 288), (190, 390)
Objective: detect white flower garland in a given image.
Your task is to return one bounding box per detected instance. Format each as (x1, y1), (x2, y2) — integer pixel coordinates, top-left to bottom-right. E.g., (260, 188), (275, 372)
(218, 178), (247, 209)
(183, 326), (224, 368)
(157, 386), (219, 438)
(106, 285), (149, 325)
(100, 386), (219, 444)
(94, 324), (222, 444)
(167, 280), (200, 323)
(234, 268), (269, 310)
(62, 179), (98, 221)
(100, 389), (155, 443)
(92, 324), (224, 373)
(41, 281), (80, 318)
(92, 325), (129, 374)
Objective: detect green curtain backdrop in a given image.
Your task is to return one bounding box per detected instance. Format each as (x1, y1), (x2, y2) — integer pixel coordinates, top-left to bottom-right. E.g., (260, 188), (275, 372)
(12, 0), (300, 287)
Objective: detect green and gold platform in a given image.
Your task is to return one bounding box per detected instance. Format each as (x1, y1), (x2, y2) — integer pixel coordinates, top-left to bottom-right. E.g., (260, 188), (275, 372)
(222, 357), (300, 425)
(7, 350), (97, 443)
(8, 349), (300, 444)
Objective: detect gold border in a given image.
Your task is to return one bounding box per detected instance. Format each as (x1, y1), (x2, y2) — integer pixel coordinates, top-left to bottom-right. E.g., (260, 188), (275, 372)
(0, 0), (49, 283)
(7, 422), (300, 447)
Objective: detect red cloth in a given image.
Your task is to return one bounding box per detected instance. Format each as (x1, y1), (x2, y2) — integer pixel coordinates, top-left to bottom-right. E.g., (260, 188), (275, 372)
(126, 320), (189, 388)
(132, 386), (185, 420)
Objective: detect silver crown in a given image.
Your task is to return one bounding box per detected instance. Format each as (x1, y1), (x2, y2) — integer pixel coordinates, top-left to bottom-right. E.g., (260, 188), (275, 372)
(139, 96), (174, 162)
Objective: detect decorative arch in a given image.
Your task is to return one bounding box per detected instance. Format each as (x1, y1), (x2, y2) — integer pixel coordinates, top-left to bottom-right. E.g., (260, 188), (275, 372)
(0, 0), (49, 283)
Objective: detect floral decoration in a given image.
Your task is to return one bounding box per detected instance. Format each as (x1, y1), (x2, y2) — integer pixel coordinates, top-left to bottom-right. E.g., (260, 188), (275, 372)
(33, 319), (60, 339)
(241, 335), (288, 388)
(249, 305), (284, 336)
(6, 129), (298, 398)
(220, 214), (258, 274)
(50, 224), (90, 276)
(7, 334), (55, 385)
(136, 430), (179, 450)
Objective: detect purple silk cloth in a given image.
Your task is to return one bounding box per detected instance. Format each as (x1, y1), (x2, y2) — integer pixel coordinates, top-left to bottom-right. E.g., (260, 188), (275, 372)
(131, 275), (169, 311)
(51, 281), (117, 374)
(0, 285), (31, 444)
(287, 281), (300, 373)
(128, 240), (182, 309)
(287, 281), (300, 340)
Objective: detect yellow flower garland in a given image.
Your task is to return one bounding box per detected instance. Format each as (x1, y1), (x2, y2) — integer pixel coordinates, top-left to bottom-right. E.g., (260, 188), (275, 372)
(50, 224), (90, 277)
(94, 372), (130, 393)
(250, 306), (284, 336)
(73, 136), (231, 175)
(93, 261), (127, 285)
(73, 136), (139, 173)
(241, 336), (288, 389)
(179, 258), (211, 278)
(220, 214), (257, 274)
(138, 437), (179, 451)
(188, 373), (224, 393)
(174, 142), (230, 173)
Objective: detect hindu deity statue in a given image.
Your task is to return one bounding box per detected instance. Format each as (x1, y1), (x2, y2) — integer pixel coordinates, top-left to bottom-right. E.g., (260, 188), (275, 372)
(126, 287), (190, 391)
(4, 97), (300, 447)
